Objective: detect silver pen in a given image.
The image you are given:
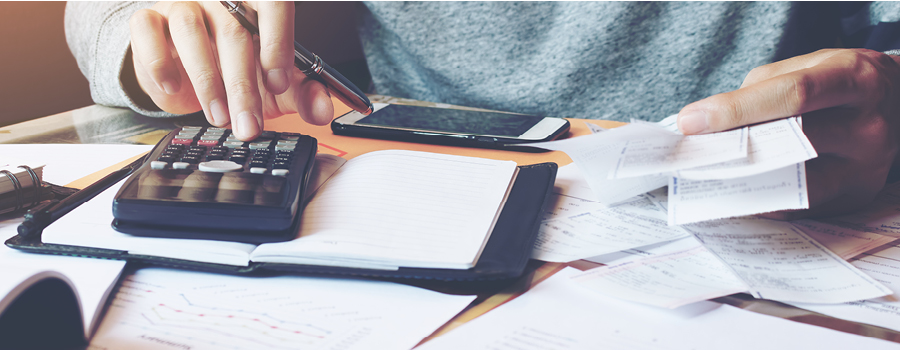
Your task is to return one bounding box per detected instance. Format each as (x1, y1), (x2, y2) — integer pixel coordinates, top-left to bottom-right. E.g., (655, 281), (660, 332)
(220, 1), (373, 115)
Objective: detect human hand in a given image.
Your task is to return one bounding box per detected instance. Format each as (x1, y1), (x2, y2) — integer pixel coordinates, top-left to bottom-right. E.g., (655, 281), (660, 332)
(676, 49), (900, 219)
(127, 1), (334, 141)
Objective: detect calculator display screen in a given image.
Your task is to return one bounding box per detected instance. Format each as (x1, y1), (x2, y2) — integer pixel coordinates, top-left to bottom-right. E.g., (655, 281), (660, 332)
(356, 104), (543, 137)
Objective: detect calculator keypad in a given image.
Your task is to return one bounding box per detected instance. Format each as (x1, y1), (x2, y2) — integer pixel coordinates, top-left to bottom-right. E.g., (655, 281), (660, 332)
(152, 127), (301, 176)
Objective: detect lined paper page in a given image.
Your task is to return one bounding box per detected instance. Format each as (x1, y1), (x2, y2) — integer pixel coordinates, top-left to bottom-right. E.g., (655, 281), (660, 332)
(251, 150), (518, 269)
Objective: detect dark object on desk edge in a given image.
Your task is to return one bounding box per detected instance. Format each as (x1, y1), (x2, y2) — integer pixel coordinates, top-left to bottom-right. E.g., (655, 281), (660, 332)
(5, 162), (557, 291)
(16, 156), (145, 241)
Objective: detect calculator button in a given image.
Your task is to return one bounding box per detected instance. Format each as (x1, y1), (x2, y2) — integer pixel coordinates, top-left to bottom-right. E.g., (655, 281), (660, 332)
(275, 144), (296, 151)
(200, 134), (223, 141)
(272, 169), (289, 176)
(181, 126), (202, 130)
(206, 127), (226, 132)
(172, 162), (190, 169)
(150, 161), (167, 170)
(198, 139), (219, 146)
(250, 160), (268, 168)
(224, 141), (245, 148)
(279, 134), (300, 141)
(158, 155), (176, 163)
(198, 160), (244, 173)
(250, 167), (267, 174)
(206, 154), (225, 161)
(273, 161), (290, 169)
(182, 155), (201, 164)
(260, 131), (277, 138)
(172, 138), (194, 145)
(250, 142), (272, 149)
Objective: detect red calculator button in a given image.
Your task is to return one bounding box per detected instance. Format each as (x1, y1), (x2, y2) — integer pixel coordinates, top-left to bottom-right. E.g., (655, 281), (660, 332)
(197, 139), (219, 146)
(172, 138), (194, 145)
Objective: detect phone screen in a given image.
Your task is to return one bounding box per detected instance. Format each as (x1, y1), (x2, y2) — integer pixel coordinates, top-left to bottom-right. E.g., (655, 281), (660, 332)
(355, 105), (544, 137)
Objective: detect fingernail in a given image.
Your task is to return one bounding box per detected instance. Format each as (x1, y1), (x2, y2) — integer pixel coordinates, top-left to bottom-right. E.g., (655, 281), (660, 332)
(236, 111), (261, 140)
(209, 99), (229, 126)
(678, 110), (709, 134)
(161, 80), (179, 95)
(266, 68), (289, 93)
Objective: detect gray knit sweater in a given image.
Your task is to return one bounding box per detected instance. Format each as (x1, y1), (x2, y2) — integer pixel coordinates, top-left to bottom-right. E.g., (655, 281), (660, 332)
(65, 2), (900, 122)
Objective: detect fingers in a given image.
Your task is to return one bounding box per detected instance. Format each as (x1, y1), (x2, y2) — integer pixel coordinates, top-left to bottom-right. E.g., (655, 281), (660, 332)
(677, 62), (864, 135)
(254, 1), (295, 95)
(129, 9), (181, 96)
(739, 49), (839, 88)
(206, 3), (264, 140)
(275, 72), (334, 125)
(165, 2), (230, 127)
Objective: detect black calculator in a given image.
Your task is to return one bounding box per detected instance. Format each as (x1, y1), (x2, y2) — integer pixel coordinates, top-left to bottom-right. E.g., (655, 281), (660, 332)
(112, 126), (317, 243)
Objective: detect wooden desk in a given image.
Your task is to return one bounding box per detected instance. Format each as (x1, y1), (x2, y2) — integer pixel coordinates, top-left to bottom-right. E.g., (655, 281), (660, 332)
(2, 97), (898, 345)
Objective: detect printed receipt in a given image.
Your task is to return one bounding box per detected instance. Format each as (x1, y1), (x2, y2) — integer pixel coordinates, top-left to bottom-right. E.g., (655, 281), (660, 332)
(788, 241), (900, 332)
(534, 117), (816, 224)
(683, 217), (892, 304)
(573, 243), (749, 308)
(533, 197), (689, 263)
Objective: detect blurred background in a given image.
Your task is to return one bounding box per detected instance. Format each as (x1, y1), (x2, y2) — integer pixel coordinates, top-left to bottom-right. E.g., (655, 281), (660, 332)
(0, 1), (369, 128)
(0, 2), (92, 128)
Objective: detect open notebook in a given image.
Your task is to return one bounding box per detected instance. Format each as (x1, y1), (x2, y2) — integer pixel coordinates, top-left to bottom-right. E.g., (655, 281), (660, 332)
(7, 150), (557, 281)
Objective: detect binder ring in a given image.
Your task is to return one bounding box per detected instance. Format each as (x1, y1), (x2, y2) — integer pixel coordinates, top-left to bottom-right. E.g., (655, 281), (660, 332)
(18, 165), (41, 209)
(0, 169), (23, 212)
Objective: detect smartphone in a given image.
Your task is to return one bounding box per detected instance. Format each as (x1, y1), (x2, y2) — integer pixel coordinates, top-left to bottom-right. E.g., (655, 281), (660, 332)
(331, 103), (570, 149)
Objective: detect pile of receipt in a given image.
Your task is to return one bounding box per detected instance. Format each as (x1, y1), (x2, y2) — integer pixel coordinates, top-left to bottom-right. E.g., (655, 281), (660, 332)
(529, 116), (900, 321)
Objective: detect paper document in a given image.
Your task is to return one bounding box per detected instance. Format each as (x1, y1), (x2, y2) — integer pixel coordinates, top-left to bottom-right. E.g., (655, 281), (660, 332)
(531, 124), (672, 204)
(668, 163), (809, 225)
(791, 219), (896, 259)
(608, 127), (747, 179)
(90, 267), (474, 350)
(788, 241), (900, 333)
(674, 118), (815, 180)
(574, 244), (748, 308)
(683, 217), (892, 303)
(417, 268), (900, 350)
(533, 197), (689, 263)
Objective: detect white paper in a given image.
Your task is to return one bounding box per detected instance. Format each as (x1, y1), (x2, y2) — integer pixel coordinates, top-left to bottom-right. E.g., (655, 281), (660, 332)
(531, 124), (672, 204)
(608, 127), (748, 179)
(533, 197), (689, 262)
(791, 219), (896, 259)
(674, 118), (816, 180)
(0, 144), (153, 186)
(89, 267), (474, 350)
(824, 182), (900, 237)
(0, 217), (126, 338)
(683, 217), (892, 303)
(788, 241), (900, 332)
(668, 163), (809, 225)
(417, 268), (900, 350)
(251, 150), (517, 270)
(585, 235), (699, 265)
(574, 244), (749, 308)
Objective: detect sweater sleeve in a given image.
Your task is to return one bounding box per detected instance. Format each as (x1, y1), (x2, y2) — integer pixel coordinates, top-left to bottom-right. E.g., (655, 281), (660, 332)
(65, 1), (181, 118)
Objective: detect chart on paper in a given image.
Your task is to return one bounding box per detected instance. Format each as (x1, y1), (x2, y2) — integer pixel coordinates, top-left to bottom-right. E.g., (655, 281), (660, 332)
(88, 268), (474, 350)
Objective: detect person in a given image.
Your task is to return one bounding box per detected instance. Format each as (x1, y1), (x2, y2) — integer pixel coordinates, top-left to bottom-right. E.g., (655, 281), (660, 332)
(65, 2), (900, 219)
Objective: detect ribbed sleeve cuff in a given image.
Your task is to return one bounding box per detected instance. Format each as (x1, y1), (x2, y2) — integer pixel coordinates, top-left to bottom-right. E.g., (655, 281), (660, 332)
(90, 2), (182, 118)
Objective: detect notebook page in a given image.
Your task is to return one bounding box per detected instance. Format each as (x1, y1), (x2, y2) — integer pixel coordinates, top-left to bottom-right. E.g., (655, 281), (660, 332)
(251, 150), (518, 269)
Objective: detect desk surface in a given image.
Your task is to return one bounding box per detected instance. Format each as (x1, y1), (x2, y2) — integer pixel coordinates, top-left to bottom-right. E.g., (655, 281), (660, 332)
(2, 96), (898, 345)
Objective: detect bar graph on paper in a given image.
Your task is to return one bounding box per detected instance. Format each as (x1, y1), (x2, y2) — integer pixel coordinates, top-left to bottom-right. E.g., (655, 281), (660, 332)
(87, 268), (475, 350)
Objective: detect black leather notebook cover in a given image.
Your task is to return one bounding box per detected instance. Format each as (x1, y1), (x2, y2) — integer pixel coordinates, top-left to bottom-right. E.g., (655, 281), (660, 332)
(5, 162), (557, 283)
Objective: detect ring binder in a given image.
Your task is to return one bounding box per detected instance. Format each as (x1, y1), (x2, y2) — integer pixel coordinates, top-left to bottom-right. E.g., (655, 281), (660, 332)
(0, 169), (24, 212)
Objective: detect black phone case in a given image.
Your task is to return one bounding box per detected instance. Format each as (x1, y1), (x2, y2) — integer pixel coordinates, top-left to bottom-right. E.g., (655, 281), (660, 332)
(6, 162), (557, 286)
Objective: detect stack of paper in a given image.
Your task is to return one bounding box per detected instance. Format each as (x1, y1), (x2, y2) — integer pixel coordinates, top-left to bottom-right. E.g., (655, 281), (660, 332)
(534, 116), (817, 225)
